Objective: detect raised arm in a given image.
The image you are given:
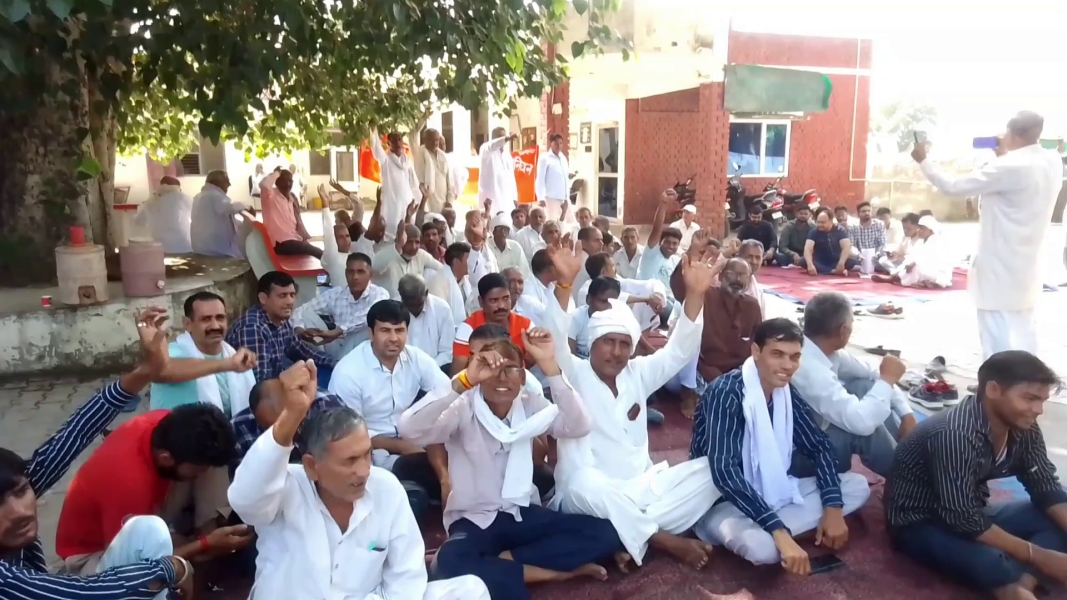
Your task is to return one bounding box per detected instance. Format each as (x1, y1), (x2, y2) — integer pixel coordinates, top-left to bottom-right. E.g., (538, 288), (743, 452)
(544, 238), (583, 382)
(229, 361), (318, 526)
(919, 159), (1014, 198)
(646, 189), (677, 248)
(525, 328), (591, 439)
(368, 129), (386, 162)
(635, 255), (711, 393)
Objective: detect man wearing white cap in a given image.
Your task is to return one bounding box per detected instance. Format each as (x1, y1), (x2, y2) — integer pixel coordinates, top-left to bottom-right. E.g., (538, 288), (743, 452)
(873, 215), (952, 289)
(668, 204), (701, 254)
(913, 110), (1063, 359)
(488, 212), (531, 277)
(540, 237), (721, 572)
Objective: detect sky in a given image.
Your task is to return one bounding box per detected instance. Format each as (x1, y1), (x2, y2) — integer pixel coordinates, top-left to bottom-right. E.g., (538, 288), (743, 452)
(729, 0), (1067, 142)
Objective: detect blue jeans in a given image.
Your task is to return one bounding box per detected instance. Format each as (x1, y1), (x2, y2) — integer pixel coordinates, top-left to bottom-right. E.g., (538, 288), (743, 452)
(97, 516), (174, 599)
(892, 501), (1067, 591)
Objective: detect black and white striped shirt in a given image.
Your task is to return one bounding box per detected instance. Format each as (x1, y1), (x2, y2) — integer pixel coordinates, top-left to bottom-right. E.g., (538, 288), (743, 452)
(885, 395), (1067, 538)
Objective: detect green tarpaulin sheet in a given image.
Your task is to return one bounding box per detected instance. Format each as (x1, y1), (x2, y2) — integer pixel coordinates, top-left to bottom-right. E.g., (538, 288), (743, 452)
(724, 64), (832, 115)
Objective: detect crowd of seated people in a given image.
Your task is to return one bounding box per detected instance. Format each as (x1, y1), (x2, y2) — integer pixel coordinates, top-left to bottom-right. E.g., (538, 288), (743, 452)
(7, 172), (1067, 600)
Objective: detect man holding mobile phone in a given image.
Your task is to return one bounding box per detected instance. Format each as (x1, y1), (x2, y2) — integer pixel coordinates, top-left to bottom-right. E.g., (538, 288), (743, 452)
(911, 111), (1063, 361)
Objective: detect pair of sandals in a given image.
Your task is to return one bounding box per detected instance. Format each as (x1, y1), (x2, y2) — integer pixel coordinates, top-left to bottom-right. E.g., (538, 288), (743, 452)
(866, 302), (903, 318)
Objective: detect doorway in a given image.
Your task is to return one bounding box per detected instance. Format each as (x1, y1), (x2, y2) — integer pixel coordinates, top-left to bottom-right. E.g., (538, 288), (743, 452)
(596, 126), (620, 218)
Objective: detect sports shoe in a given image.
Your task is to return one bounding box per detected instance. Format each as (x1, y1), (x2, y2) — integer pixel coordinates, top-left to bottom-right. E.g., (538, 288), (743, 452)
(910, 382), (946, 409)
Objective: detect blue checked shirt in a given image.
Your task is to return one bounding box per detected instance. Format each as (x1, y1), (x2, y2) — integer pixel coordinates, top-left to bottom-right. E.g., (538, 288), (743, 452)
(232, 391), (345, 462)
(0, 382), (179, 599)
(225, 304), (337, 382)
(690, 369), (843, 534)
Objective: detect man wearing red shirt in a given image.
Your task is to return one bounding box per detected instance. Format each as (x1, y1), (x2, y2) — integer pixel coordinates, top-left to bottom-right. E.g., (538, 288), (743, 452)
(451, 272), (532, 375)
(56, 402), (245, 575)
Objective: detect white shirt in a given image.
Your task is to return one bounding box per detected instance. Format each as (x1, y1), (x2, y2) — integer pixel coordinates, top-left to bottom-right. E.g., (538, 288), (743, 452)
(190, 184), (249, 258)
(790, 336), (913, 436)
(568, 307), (594, 357)
(883, 218), (905, 251)
(535, 150), (570, 202)
(134, 185), (193, 253)
(516, 276), (554, 326)
(370, 132), (421, 242)
(329, 342), (450, 467)
(746, 275), (766, 318)
(427, 267), (473, 324)
(372, 246), (443, 298)
(467, 243), (499, 291)
(478, 136), (519, 216)
(668, 218), (701, 253)
(292, 284), (390, 346)
(637, 247), (682, 302)
(415, 146), (455, 213)
(513, 226), (547, 263)
(228, 433), (431, 600)
(613, 246), (644, 279)
(920, 144), (1063, 311)
(408, 295), (455, 367)
(489, 238), (530, 277)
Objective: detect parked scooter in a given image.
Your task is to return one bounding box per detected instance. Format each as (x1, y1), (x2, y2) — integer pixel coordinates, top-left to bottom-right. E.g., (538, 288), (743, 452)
(725, 164), (785, 230)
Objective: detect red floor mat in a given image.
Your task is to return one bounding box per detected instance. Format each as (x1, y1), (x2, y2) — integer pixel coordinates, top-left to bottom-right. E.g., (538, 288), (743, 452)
(758, 266), (968, 305)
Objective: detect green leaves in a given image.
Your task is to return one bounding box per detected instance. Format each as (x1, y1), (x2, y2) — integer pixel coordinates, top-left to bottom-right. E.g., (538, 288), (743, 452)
(571, 41), (585, 58)
(572, 0), (588, 14)
(75, 156), (102, 181)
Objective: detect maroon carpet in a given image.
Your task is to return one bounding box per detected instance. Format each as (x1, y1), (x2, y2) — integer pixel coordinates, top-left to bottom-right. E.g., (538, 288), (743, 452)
(201, 395), (1057, 600)
(758, 266), (968, 305)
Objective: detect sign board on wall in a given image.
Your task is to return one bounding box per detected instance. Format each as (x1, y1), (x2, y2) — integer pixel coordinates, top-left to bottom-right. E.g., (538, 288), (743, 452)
(579, 122), (592, 145)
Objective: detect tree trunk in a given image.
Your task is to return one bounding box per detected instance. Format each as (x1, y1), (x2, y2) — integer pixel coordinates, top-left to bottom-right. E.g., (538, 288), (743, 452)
(0, 61), (116, 285)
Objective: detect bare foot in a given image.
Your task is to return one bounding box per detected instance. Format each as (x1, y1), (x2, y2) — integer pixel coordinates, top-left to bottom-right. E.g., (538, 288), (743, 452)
(653, 533), (714, 569)
(680, 389), (698, 420)
(614, 551), (634, 574)
(569, 563), (609, 581)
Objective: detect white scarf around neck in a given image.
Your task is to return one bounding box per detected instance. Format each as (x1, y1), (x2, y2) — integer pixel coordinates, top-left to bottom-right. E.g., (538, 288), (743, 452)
(174, 332), (254, 418)
(740, 357), (804, 511)
(471, 387), (559, 507)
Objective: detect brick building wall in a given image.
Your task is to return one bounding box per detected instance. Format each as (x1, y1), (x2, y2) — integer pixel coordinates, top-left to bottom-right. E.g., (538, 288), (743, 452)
(622, 29), (872, 234)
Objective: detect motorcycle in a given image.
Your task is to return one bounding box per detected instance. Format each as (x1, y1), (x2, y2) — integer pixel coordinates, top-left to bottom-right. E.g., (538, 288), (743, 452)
(725, 164), (785, 230)
(762, 177), (821, 221)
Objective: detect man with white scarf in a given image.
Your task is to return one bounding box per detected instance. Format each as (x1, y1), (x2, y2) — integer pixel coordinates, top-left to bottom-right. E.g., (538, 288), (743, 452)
(415, 128), (456, 213)
(399, 329), (624, 599)
(541, 238), (721, 571)
(150, 291), (255, 420)
(690, 318), (871, 574)
(229, 361), (490, 600)
(135, 176), (193, 253)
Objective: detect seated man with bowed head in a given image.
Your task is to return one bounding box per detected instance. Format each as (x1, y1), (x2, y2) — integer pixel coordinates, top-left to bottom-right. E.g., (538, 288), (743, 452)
(229, 361), (490, 600)
(691, 318), (871, 573)
(400, 329), (624, 600)
(0, 308), (195, 599)
(887, 351), (1067, 600)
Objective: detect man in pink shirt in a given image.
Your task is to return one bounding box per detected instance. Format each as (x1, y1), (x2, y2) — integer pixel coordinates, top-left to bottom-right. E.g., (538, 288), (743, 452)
(260, 168), (321, 259)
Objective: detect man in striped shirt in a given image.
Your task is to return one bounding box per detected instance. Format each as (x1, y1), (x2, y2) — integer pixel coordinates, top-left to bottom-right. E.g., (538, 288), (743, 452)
(886, 351), (1067, 599)
(0, 308), (193, 599)
(690, 318), (871, 574)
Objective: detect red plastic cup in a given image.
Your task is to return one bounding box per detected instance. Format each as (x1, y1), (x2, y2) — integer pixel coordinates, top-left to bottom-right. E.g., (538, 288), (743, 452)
(41, 295), (52, 308)
(69, 226), (85, 245)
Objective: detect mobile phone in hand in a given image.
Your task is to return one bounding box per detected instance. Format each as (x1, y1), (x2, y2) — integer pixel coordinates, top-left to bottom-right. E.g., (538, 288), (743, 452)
(809, 553), (845, 575)
(973, 136), (1000, 150)
(913, 131), (928, 145)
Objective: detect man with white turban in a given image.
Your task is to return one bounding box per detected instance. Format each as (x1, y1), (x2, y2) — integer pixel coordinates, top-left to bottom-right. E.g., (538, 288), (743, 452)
(540, 238), (722, 571)
(488, 212), (531, 277)
(872, 215), (953, 289)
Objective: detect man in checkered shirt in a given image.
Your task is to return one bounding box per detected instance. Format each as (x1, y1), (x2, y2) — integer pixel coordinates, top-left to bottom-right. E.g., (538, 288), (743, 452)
(847, 201), (886, 255)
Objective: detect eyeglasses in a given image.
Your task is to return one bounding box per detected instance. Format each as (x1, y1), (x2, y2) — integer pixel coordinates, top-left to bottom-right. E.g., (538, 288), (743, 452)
(495, 366), (524, 378)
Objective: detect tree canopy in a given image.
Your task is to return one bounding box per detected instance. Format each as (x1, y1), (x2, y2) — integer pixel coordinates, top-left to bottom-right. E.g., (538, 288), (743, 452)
(1, 0), (625, 162)
(872, 99), (940, 152)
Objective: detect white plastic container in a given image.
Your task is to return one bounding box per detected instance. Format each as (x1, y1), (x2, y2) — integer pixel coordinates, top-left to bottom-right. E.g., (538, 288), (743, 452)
(55, 244), (109, 305)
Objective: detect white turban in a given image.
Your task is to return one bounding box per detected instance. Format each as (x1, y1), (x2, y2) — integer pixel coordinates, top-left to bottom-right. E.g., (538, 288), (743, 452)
(918, 215), (940, 233)
(586, 299), (643, 356)
(423, 212), (446, 224)
(489, 212), (512, 233)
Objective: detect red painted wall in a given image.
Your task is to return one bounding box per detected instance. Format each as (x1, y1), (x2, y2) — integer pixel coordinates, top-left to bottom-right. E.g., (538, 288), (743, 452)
(622, 29), (872, 234)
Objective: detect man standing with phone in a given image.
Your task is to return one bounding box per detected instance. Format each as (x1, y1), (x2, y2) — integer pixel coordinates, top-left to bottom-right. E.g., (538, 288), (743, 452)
(912, 111), (1063, 360)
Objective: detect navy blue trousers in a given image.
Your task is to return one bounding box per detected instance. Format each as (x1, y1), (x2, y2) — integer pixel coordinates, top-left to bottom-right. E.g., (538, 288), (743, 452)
(435, 504), (622, 600)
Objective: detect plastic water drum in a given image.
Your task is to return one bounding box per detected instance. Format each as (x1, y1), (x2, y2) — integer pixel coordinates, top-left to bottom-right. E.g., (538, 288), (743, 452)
(119, 241), (166, 297)
(55, 244), (109, 305)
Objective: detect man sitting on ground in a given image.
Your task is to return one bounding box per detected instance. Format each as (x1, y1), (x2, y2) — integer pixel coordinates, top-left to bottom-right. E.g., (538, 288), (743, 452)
(292, 253), (391, 359)
(150, 291), (255, 419)
(847, 201), (887, 261)
(638, 190), (684, 323)
(0, 308), (195, 599)
(400, 329), (624, 599)
(872, 215), (953, 289)
(789, 292), (917, 478)
(886, 351), (1067, 600)
(876, 212), (920, 274)
(227, 272), (337, 385)
(451, 273), (534, 375)
(374, 204), (444, 296)
(514, 206), (548, 260)
(422, 221), (446, 264)
(803, 207), (859, 276)
(614, 226), (645, 279)
(55, 368), (247, 578)
(229, 362), (490, 599)
(516, 249), (560, 327)
(489, 213), (531, 277)
(232, 378), (344, 462)
(876, 206), (905, 251)
(328, 300), (451, 516)
(669, 205), (701, 253)
(428, 242), (475, 324)
(542, 238), (721, 571)
(692, 318), (871, 572)
(776, 205), (814, 267)
(578, 252), (667, 336)
(399, 273), (455, 370)
(736, 205), (778, 265)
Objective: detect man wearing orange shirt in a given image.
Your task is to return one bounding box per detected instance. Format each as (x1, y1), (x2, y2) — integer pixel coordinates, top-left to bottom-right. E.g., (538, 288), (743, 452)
(450, 272), (533, 375)
(260, 168), (320, 258)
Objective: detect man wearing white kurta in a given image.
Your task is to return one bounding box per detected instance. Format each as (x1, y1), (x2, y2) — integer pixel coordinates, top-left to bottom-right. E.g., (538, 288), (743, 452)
(876, 216), (953, 289)
(514, 206), (548, 261)
(398, 274), (455, 369)
(229, 361), (489, 600)
(415, 129), (456, 214)
(488, 212), (531, 278)
(370, 129), (423, 243)
(541, 240), (721, 569)
(535, 133), (571, 221)
(428, 242), (475, 324)
(914, 110), (1063, 360)
(479, 128), (520, 217)
(614, 227), (644, 280)
(135, 177), (193, 254)
(373, 221), (443, 298)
